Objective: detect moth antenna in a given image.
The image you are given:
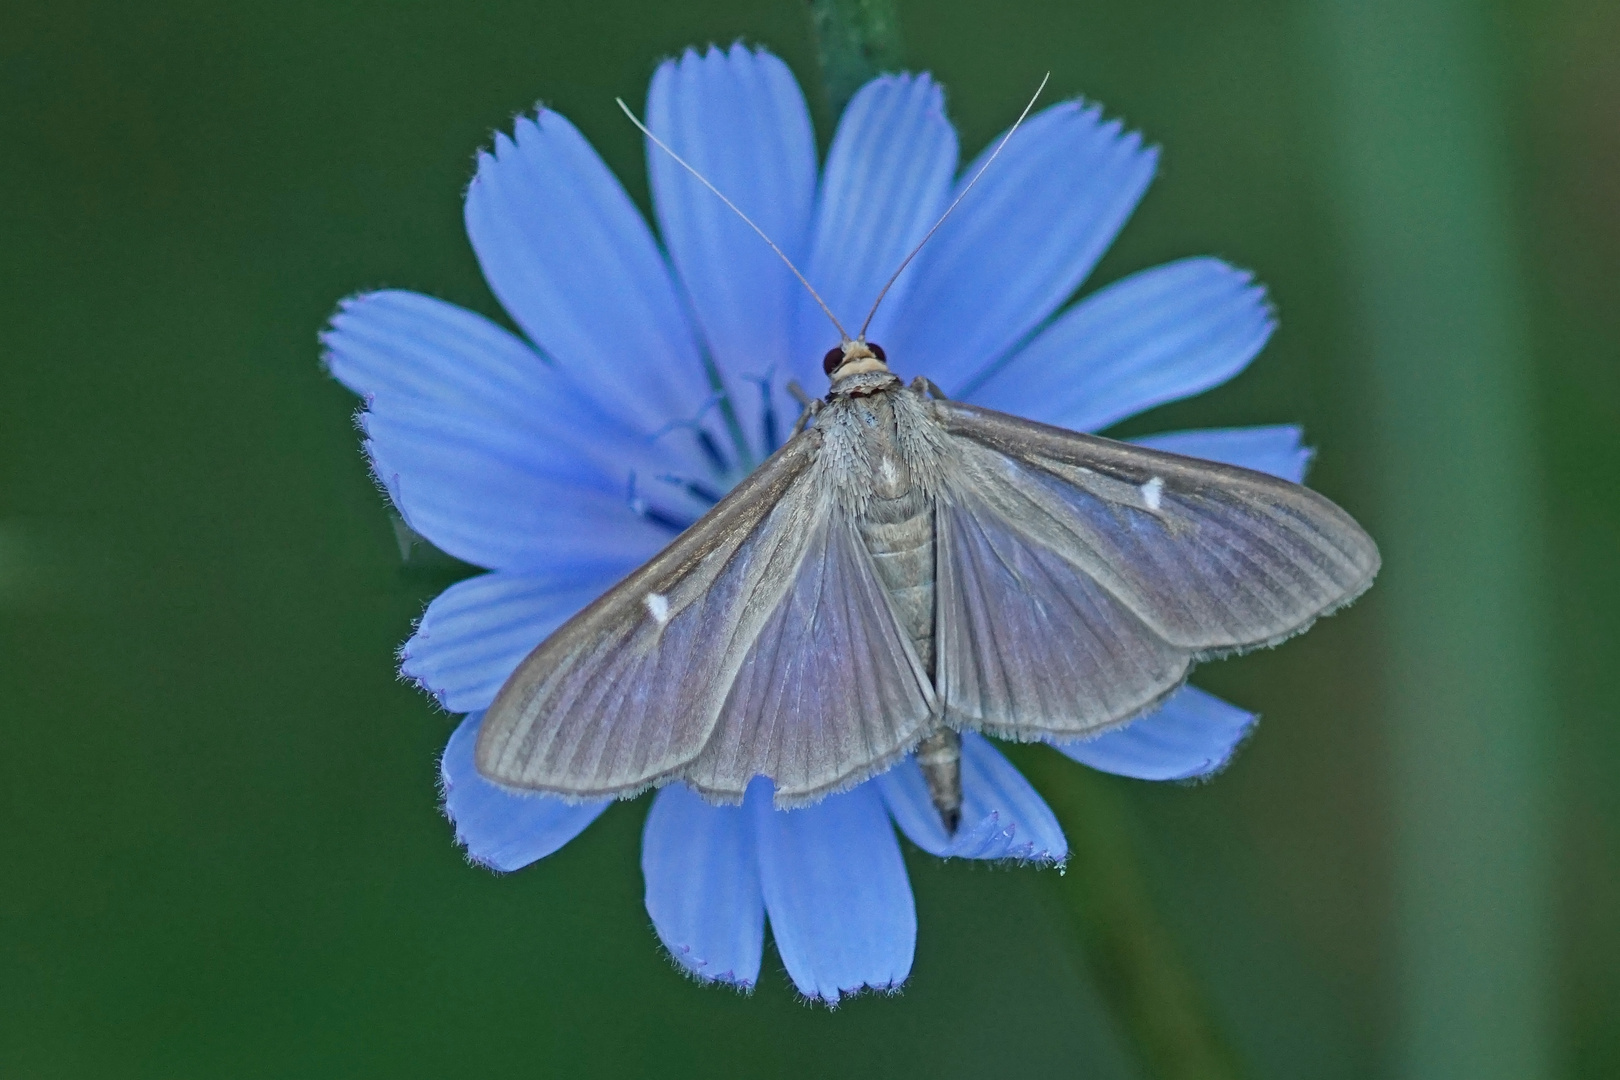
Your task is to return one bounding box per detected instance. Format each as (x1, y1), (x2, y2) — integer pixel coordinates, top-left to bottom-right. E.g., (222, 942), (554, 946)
(856, 72), (1051, 341)
(617, 98), (851, 344)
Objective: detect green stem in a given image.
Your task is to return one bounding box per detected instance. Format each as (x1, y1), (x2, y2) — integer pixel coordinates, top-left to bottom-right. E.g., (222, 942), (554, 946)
(805, 0), (905, 115)
(1307, 1), (1552, 1075)
(1018, 749), (1247, 1080)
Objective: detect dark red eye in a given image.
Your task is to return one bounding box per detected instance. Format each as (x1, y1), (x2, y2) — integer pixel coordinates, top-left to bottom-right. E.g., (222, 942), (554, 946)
(868, 342), (887, 362)
(823, 346), (844, 375)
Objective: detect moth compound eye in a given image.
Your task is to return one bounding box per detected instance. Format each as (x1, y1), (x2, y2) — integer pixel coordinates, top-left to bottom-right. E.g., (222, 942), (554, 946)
(823, 346), (844, 376)
(867, 342), (887, 362)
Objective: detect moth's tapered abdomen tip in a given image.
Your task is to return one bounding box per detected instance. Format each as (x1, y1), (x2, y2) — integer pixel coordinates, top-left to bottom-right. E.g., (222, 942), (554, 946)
(942, 807), (961, 835)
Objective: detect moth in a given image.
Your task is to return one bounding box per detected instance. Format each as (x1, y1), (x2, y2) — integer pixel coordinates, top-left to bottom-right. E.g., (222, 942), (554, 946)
(474, 87), (1380, 832)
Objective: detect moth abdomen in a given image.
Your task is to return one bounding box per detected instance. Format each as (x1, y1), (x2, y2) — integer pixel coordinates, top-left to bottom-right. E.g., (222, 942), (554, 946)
(830, 384), (962, 829)
(915, 729), (963, 834)
(840, 388), (944, 678)
(860, 503), (938, 674)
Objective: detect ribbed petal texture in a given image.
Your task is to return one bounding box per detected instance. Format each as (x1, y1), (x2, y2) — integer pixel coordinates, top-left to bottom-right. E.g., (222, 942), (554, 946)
(464, 110), (715, 452)
(642, 783), (764, 988)
(324, 290), (692, 570)
(884, 101), (1158, 392)
(966, 258), (1274, 431)
(789, 73), (957, 386)
(647, 44), (817, 461)
(753, 782), (915, 1003)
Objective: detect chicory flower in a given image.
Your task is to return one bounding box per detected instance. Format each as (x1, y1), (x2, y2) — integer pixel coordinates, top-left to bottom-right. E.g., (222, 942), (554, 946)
(324, 43), (1306, 1003)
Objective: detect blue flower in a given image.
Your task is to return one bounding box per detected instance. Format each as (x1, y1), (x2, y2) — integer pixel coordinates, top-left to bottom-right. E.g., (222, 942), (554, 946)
(324, 44), (1310, 1003)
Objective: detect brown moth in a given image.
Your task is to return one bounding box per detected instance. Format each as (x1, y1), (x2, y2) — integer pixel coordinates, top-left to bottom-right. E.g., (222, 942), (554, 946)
(473, 84), (1380, 832)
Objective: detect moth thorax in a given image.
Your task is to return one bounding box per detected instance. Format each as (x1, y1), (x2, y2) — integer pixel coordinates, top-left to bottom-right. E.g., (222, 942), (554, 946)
(824, 340), (889, 382)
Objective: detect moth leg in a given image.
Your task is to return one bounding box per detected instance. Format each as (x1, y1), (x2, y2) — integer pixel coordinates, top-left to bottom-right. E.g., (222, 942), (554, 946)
(789, 394), (822, 436)
(910, 375), (949, 400)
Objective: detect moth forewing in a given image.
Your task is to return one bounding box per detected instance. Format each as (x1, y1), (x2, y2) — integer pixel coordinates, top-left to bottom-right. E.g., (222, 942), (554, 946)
(475, 430), (828, 798)
(931, 399), (1380, 654)
(475, 418), (940, 808)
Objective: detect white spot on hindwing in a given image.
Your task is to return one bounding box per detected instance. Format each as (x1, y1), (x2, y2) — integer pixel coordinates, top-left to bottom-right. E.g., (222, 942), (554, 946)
(644, 592), (670, 625)
(1141, 476), (1164, 511)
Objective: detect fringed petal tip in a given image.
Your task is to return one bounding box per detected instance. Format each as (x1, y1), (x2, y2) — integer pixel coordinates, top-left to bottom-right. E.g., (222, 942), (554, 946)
(792, 976), (908, 1009)
(659, 941), (759, 994)
(877, 734), (1067, 864)
(1166, 716), (1260, 787)
(915, 812), (1054, 865)
(948, 810), (1067, 865)
(404, 674), (452, 715)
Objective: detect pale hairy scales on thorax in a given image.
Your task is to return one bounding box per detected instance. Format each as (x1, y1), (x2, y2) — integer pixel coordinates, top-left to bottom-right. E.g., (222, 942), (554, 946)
(815, 379), (963, 828)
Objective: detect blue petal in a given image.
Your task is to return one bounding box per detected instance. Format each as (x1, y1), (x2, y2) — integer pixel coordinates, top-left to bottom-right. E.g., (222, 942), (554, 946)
(963, 258), (1274, 431)
(402, 567), (635, 713)
(324, 291), (695, 571)
(325, 290), (676, 470)
(1055, 686), (1257, 781)
(1131, 424), (1313, 483)
(642, 783), (764, 989)
(441, 713), (609, 872)
(878, 734), (1066, 862)
(883, 101), (1158, 393)
(788, 73), (957, 388)
(752, 781), (915, 1003)
(647, 44), (816, 459)
(361, 401), (677, 573)
(464, 109), (718, 452)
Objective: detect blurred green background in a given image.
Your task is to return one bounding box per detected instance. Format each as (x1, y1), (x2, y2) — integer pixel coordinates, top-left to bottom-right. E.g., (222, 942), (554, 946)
(1, 0), (1614, 1077)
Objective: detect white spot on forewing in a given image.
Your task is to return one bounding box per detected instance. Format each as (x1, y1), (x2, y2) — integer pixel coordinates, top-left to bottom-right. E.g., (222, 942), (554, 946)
(644, 592), (670, 626)
(1141, 476), (1164, 511)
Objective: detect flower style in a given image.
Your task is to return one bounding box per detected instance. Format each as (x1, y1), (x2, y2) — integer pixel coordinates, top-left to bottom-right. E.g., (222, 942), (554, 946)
(324, 44), (1312, 1003)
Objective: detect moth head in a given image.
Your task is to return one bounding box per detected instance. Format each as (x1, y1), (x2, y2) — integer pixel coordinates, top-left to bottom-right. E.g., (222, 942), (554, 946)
(823, 340), (889, 383)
